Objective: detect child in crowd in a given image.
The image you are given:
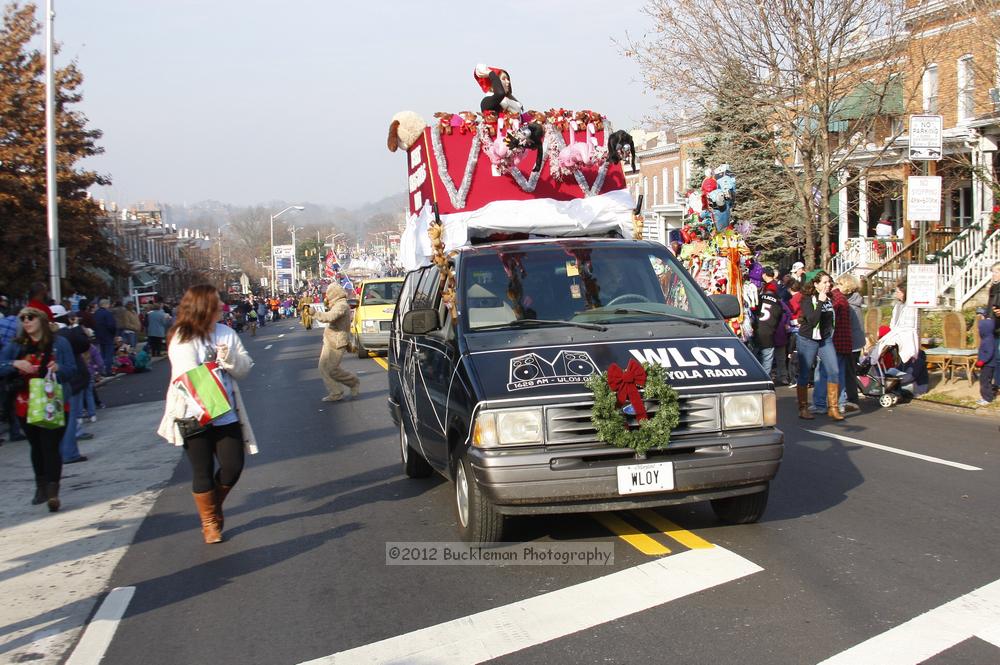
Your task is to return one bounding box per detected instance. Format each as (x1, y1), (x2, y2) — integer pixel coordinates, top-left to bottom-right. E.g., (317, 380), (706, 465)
(975, 307), (995, 406)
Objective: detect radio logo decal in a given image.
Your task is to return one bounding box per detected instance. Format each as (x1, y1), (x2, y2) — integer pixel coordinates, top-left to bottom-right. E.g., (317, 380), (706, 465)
(507, 351), (597, 391)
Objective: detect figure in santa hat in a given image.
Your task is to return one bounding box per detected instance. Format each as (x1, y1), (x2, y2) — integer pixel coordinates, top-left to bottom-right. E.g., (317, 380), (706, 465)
(474, 64), (523, 115)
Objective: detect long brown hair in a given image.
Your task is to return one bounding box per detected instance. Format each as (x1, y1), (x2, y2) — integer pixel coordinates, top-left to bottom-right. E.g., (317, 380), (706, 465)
(13, 307), (54, 351)
(168, 284), (220, 345)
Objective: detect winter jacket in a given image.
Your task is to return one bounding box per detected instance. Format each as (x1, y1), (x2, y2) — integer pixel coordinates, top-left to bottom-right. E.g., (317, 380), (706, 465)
(830, 288), (853, 355)
(846, 292), (867, 352)
(788, 292), (803, 329)
(146, 309), (170, 338)
(977, 318), (995, 364)
(875, 301), (920, 363)
(797, 294), (835, 341)
(0, 335), (76, 405)
(157, 323), (257, 451)
(112, 306), (142, 332)
(312, 284), (352, 349)
(989, 281), (1000, 334)
(753, 287), (781, 349)
(93, 307), (118, 344)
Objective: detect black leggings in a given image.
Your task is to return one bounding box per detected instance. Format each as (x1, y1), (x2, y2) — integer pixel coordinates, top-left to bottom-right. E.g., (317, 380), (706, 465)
(19, 418), (64, 483)
(182, 422), (245, 493)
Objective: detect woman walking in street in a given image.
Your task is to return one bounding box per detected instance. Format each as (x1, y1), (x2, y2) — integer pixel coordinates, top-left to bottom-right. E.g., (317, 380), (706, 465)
(795, 271), (844, 421)
(0, 306), (76, 511)
(157, 285), (258, 544)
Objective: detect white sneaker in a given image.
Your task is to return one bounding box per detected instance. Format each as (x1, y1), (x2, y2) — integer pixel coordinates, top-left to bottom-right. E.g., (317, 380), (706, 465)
(89, 415), (97, 423)
(322, 393), (344, 402)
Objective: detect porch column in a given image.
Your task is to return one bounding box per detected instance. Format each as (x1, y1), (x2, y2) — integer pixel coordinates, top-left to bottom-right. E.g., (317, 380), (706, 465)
(972, 141), (982, 226)
(982, 134), (997, 217)
(838, 170), (849, 252)
(858, 173), (869, 238)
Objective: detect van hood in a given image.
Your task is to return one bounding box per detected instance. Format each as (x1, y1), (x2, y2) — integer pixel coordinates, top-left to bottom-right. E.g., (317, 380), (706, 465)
(464, 334), (770, 403)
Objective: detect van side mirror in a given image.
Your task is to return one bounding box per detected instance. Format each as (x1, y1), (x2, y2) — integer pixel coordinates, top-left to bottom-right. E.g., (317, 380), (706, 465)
(710, 294), (741, 319)
(402, 308), (439, 335)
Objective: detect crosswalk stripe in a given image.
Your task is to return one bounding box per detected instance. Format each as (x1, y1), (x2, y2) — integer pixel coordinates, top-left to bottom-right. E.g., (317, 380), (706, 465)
(298, 546), (762, 665)
(592, 513), (670, 556)
(633, 509), (714, 550)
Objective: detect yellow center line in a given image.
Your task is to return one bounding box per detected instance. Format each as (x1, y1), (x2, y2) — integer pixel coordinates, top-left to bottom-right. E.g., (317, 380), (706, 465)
(634, 509), (714, 549)
(373, 357), (388, 370)
(592, 513), (671, 556)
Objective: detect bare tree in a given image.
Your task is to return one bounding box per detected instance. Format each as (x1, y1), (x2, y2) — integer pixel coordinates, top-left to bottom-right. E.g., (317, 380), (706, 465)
(627, 0), (946, 267)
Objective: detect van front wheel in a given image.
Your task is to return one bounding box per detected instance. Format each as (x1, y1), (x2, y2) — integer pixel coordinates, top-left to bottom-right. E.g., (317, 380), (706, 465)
(710, 485), (769, 524)
(356, 335), (367, 359)
(454, 456), (505, 543)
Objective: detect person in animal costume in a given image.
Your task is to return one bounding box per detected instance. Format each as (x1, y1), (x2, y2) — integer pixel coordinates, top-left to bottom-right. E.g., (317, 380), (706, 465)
(311, 283), (360, 402)
(474, 64), (523, 114)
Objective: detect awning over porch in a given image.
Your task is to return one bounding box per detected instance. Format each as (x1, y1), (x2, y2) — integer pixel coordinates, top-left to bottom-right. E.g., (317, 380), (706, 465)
(828, 78), (904, 132)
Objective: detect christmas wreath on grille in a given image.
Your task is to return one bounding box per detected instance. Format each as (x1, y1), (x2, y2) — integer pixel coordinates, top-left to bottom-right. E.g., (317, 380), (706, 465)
(586, 359), (681, 456)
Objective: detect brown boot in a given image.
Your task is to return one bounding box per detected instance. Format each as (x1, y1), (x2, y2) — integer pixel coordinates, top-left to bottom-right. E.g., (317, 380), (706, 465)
(192, 491), (222, 543)
(215, 485), (233, 532)
(827, 384), (845, 421)
(46, 481), (60, 512)
(796, 386), (814, 419)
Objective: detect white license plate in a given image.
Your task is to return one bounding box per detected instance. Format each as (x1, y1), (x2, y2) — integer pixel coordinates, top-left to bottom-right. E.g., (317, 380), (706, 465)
(616, 461), (675, 495)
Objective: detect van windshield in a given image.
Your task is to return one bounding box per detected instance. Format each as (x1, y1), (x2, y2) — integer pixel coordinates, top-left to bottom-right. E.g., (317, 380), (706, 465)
(461, 245), (716, 330)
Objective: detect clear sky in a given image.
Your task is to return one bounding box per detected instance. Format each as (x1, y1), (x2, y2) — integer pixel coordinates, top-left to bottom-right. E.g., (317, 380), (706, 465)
(50, 0), (658, 209)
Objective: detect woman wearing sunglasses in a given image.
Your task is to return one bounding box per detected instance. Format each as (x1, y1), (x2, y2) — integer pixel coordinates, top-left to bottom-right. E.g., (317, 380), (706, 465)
(0, 307), (76, 511)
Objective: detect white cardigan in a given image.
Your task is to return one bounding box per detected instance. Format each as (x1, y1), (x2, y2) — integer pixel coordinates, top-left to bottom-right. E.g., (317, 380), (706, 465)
(157, 324), (258, 453)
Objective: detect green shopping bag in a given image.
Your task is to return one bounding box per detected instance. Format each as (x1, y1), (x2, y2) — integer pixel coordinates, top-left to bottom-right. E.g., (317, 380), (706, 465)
(172, 361), (232, 425)
(27, 370), (65, 429)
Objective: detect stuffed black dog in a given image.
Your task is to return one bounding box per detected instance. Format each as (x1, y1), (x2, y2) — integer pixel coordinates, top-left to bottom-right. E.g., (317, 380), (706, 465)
(505, 123), (546, 172)
(607, 130), (636, 171)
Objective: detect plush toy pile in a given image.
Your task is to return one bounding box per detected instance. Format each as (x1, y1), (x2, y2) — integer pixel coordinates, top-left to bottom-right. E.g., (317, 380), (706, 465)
(675, 164), (764, 340)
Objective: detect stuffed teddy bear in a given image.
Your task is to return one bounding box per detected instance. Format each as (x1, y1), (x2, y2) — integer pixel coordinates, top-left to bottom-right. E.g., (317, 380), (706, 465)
(387, 111), (427, 152)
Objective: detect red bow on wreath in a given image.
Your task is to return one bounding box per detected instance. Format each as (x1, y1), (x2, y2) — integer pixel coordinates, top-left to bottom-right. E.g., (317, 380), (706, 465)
(607, 359), (648, 421)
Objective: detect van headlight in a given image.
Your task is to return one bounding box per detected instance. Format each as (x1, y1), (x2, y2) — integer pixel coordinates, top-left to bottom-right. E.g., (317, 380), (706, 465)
(362, 319), (379, 332)
(473, 409), (543, 447)
(722, 393), (775, 429)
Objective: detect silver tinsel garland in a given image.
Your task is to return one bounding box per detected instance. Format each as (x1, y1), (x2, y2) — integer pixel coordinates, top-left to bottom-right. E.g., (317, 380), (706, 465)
(430, 124), (481, 209)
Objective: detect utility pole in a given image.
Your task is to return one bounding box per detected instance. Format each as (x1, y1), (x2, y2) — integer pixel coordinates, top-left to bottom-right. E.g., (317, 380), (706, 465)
(45, 0), (60, 301)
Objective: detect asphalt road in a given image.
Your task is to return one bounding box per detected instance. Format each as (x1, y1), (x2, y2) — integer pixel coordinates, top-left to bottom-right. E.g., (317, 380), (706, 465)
(97, 320), (1000, 665)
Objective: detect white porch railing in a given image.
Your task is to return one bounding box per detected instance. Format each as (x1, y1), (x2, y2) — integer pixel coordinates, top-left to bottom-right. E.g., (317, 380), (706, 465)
(829, 236), (906, 277)
(934, 211), (991, 294)
(952, 227), (1000, 309)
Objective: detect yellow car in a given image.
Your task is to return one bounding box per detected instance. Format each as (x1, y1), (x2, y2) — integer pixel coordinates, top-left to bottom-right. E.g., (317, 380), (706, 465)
(351, 277), (404, 358)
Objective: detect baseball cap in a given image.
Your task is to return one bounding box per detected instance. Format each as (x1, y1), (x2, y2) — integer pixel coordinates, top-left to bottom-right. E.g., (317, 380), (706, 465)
(49, 304), (68, 319)
(791, 261), (805, 271)
(976, 306), (990, 316)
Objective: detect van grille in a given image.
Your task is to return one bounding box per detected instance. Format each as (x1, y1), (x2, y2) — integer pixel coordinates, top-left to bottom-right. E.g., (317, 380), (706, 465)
(544, 395), (721, 445)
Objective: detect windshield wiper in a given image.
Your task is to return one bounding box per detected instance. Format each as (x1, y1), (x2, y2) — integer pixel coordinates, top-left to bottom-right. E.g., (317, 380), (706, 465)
(475, 318), (608, 332)
(611, 308), (711, 328)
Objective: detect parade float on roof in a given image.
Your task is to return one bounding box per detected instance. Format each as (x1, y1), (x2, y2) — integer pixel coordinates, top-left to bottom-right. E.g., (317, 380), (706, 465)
(387, 64), (760, 337)
(387, 64), (641, 271)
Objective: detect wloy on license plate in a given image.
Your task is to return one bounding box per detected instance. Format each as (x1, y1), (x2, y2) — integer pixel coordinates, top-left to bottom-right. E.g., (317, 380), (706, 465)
(616, 461), (675, 495)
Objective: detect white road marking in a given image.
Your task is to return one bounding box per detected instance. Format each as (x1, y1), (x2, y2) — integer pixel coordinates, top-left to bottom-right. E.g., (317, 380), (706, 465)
(804, 430), (982, 471)
(64, 586), (135, 665)
(264, 344), (273, 350)
(298, 546), (761, 665)
(278, 334), (285, 338)
(819, 578), (1000, 664)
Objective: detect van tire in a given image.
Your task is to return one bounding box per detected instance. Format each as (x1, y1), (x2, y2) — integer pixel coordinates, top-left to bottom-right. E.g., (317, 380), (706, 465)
(710, 485), (769, 524)
(356, 335), (367, 359)
(400, 420), (432, 478)
(454, 455), (505, 543)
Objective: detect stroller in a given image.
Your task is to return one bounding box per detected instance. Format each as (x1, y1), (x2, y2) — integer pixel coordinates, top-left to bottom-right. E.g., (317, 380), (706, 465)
(856, 346), (914, 408)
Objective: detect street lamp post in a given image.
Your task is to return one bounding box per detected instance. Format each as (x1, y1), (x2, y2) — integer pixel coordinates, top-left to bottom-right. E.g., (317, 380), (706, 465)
(290, 225), (303, 291)
(269, 205), (304, 297)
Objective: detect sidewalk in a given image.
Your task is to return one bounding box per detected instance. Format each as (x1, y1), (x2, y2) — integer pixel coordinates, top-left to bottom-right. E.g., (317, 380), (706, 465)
(0, 401), (179, 665)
